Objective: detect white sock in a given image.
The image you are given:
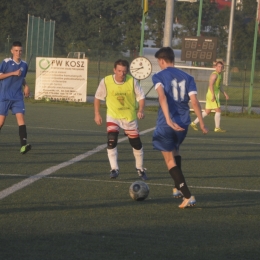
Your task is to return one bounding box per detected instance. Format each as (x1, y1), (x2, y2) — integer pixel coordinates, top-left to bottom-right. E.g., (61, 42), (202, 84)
(133, 147), (144, 170)
(107, 147), (118, 170)
(194, 111), (207, 124)
(215, 112), (221, 128)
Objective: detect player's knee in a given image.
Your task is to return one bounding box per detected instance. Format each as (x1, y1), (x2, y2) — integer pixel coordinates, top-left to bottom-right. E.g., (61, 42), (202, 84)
(129, 137), (142, 150)
(107, 132), (118, 149)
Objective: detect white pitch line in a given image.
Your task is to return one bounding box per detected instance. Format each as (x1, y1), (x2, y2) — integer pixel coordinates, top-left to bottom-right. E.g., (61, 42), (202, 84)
(188, 137), (260, 145)
(5, 124), (260, 145)
(0, 127), (155, 200)
(1, 125), (259, 200)
(1, 173), (259, 193)
(5, 124), (104, 133)
(46, 177), (260, 193)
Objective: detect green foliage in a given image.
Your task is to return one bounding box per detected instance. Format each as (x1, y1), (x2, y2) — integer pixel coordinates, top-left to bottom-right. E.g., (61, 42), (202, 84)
(0, 0), (143, 54)
(232, 0), (259, 60)
(0, 0), (259, 64)
(146, 1), (165, 47)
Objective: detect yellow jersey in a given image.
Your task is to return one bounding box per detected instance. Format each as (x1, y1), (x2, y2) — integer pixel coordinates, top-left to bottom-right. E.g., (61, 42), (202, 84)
(205, 71), (222, 109)
(104, 75), (137, 121)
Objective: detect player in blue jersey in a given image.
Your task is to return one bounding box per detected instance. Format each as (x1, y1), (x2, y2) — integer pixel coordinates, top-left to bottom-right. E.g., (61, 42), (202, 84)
(152, 47), (208, 209)
(0, 41), (31, 154)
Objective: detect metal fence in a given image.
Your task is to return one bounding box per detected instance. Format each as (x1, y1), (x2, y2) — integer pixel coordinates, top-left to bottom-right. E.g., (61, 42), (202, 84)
(25, 14), (55, 71)
(3, 45), (257, 113)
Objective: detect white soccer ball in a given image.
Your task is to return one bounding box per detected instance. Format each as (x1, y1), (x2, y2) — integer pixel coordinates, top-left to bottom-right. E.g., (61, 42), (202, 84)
(129, 181), (149, 201)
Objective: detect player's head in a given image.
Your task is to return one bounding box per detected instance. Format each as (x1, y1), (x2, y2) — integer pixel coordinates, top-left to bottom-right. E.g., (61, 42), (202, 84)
(113, 59), (129, 82)
(12, 41), (22, 48)
(114, 59), (129, 71)
(215, 61), (224, 73)
(155, 47), (175, 69)
(11, 41), (23, 61)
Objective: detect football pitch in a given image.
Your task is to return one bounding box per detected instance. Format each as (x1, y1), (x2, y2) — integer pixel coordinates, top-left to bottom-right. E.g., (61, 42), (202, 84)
(0, 102), (260, 260)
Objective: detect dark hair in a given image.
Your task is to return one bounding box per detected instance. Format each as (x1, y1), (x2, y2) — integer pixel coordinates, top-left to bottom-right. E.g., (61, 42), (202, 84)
(12, 41), (22, 47)
(114, 59), (129, 70)
(155, 47), (175, 63)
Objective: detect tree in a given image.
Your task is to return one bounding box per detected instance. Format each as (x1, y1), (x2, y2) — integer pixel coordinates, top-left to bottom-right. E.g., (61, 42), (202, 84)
(232, 0), (259, 61)
(0, 0), (28, 52)
(146, 0), (166, 47)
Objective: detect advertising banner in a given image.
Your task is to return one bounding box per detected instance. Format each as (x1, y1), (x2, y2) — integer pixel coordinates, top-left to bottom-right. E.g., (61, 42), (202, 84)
(35, 57), (88, 102)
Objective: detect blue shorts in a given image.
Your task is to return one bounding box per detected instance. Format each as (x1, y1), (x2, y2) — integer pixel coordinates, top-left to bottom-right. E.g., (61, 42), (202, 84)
(0, 100), (25, 116)
(152, 125), (188, 152)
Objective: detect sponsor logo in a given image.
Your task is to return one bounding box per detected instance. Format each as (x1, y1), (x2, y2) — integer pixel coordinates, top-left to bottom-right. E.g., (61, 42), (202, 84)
(39, 59), (51, 70)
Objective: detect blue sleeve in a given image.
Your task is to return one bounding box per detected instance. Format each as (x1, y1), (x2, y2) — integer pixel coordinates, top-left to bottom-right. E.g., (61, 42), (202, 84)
(152, 73), (162, 86)
(0, 60), (6, 73)
(187, 76), (198, 93)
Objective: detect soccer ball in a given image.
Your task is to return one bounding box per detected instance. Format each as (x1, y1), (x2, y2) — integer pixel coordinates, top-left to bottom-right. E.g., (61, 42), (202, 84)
(129, 181), (149, 201)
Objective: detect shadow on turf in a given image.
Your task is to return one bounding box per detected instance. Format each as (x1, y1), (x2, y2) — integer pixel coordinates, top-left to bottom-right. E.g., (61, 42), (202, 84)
(1, 191), (258, 215)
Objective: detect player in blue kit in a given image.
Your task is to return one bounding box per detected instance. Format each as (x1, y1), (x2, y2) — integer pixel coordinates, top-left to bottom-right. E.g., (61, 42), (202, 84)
(152, 47), (208, 208)
(0, 41), (31, 154)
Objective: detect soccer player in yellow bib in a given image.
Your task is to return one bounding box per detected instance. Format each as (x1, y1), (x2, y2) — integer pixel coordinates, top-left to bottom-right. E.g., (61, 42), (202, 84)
(190, 61), (229, 132)
(94, 59), (147, 180)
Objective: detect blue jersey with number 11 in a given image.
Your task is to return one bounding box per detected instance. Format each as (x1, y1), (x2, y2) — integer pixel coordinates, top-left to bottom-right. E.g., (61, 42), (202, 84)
(152, 67), (197, 127)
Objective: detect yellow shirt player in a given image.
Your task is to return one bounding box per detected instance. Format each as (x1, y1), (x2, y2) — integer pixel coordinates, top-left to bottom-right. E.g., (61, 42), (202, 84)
(205, 71), (222, 109)
(190, 61), (229, 132)
(94, 59), (147, 180)
(105, 74), (136, 121)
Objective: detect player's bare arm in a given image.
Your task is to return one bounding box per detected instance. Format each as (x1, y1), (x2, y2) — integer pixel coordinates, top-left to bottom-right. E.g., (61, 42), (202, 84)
(190, 94), (208, 134)
(137, 98), (145, 119)
(23, 79), (30, 97)
(156, 85), (184, 131)
(0, 69), (21, 80)
(220, 85), (229, 100)
(209, 73), (217, 102)
(94, 98), (102, 125)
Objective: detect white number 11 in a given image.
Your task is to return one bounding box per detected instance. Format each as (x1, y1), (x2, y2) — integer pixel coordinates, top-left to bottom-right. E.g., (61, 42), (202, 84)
(171, 79), (186, 101)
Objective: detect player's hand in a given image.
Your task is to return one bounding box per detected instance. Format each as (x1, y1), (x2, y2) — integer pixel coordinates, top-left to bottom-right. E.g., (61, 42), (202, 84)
(224, 92), (229, 100)
(14, 69), (22, 76)
(167, 120), (185, 131)
(24, 85), (30, 97)
(94, 114), (102, 125)
(200, 125), (209, 134)
(211, 96), (215, 102)
(137, 111), (145, 119)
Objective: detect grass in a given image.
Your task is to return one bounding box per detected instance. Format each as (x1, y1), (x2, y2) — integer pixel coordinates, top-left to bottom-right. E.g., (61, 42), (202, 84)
(0, 102), (260, 259)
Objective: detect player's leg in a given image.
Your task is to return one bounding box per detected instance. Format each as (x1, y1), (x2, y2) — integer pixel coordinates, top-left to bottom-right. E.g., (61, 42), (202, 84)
(106, 122), (120, 178)
(190, 89), (213, 131)
(12, 99), (31, 154)
(162, 151), (195, 208)
(173, 154), (183, 198)
(107, 131), (119, 178)
(123, 119), (147, 180)
(0, 101), (8, 131)
(163, 151), (190, 196)
(15, 113), (31, 154)
(191, 109), (210, 130)
(128, 134), (147, 181)
(214, 107), (226, 132)
(153, 126), (195, 208)
(0, 115), (6, 131)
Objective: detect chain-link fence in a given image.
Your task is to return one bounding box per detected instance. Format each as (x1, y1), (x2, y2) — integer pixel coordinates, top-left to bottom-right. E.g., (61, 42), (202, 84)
(1, 47), (259, 113)
(25, 14), (55, 71)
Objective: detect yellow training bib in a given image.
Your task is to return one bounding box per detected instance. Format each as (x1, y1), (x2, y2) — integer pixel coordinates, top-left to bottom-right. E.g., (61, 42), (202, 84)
(105, 75), (136, 121)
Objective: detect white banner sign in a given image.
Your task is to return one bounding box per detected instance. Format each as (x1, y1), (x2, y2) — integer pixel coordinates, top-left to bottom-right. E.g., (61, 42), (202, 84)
(35, 57), (88, 102)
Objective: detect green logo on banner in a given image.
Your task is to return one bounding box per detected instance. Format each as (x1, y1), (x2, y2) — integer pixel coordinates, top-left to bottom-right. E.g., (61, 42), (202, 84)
(39, 59), (51, 70)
